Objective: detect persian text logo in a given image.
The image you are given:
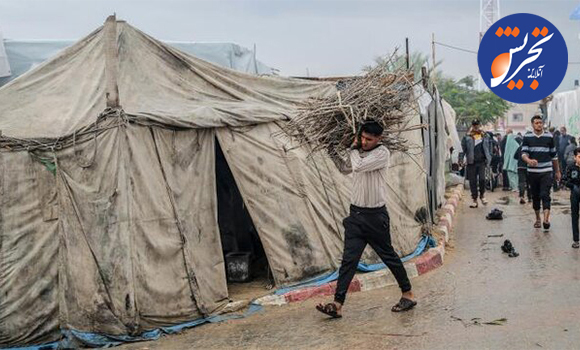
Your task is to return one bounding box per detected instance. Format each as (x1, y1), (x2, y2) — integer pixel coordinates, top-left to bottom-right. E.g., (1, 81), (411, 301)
(478, 13), (568, 104)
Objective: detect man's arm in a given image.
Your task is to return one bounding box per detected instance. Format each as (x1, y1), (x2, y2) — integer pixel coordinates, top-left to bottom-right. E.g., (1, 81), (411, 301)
(350, 146), (390, 173)
(332, 154), (353, 174)
(520, 136), (538, 166)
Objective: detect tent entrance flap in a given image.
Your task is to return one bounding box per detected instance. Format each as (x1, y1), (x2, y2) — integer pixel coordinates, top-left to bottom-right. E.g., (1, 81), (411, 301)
(215, 138), (272, 295)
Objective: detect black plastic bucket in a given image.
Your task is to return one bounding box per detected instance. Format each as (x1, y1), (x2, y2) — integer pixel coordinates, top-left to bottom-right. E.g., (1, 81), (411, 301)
(225, 252), (252, 283)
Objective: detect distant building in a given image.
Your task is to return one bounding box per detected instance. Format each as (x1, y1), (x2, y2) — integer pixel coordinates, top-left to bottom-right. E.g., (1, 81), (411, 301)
(500, 103), (541, 134)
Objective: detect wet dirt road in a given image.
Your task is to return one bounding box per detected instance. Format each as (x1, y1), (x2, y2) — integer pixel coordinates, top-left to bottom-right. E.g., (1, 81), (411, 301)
(120, 190), (580, 350)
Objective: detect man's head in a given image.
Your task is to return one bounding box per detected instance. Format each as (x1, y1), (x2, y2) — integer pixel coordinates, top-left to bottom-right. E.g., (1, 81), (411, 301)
(561, 126), (567, 135)
(506, 128), (513, 135)
(471, 119), (482, 132)
(549, 126), (555, 133)
(574, 147), (580, 166)
(359, 119), (383, 151)
(531, 115), (544, 133)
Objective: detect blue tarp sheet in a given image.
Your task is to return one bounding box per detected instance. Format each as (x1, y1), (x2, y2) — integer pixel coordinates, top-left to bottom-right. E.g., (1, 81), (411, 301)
(5, 304), (263, 349)
(275, 235), (437, 295)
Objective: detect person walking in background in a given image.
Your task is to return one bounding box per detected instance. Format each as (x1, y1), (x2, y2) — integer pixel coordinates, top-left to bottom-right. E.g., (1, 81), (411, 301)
(514, 138), (532, 204)
(563, 147), (580, 249)
(501, 129), (513, 190)
(503, 132), (520, 192)
(522, 116), (561, 230)
(564, 136), (577, 169)
(460, 119), (492, 208)
(559, 127), (572, 176)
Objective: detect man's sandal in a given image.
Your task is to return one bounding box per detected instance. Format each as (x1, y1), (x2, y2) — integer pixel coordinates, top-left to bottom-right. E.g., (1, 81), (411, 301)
(470, 202), (478, 208)
(391, 297), (417, 312)
(534, 221), (542, 229)
(316, 302), (342, 318)
(481, 197), (488, 205)
(543, 222), (551, 230)
(572, 242), (579, 249)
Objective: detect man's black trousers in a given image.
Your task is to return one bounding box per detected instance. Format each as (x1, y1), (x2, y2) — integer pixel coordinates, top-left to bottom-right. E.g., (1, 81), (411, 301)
(571, 186), (580, 242)
(334, 205), (411, 305)
(467, 162), (486, 200)
(528, 171), (553, 211)
(518, 168), (531, 200)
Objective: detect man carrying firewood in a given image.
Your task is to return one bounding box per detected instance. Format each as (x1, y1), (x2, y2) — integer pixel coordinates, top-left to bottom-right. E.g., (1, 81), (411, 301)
(316, 119), (416, 318)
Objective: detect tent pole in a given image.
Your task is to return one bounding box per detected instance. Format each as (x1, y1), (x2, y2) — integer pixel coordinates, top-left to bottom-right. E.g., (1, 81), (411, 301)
(104, 14), (120, 108)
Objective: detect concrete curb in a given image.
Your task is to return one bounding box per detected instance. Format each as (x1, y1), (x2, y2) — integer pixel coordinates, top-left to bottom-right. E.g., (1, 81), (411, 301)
(255, 184), (464, 306)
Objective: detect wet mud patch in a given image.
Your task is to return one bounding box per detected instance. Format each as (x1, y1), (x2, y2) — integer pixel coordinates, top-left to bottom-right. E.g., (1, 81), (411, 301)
(282, 224), (323, 279)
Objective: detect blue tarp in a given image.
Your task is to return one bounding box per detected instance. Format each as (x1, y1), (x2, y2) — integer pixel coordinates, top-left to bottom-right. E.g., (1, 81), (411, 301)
(274, 234), (437, 295)
(6, 304), (263, 350)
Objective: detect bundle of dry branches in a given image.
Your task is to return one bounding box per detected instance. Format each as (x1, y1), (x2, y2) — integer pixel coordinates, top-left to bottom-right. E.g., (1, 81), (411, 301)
(284, 54), (425, 162)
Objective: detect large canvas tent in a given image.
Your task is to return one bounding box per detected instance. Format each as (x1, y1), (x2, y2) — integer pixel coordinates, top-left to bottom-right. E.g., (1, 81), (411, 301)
(0, 18), (445, 348)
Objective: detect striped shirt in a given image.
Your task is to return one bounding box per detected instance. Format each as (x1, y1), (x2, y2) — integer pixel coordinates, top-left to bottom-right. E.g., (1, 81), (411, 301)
(336, 145), (390, 208)
(521, 131), (558, 173)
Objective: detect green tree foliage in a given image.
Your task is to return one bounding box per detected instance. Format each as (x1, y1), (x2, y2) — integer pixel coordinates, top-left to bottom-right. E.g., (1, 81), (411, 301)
(438, 75), (511, 127)
(364, 51), (510, 127)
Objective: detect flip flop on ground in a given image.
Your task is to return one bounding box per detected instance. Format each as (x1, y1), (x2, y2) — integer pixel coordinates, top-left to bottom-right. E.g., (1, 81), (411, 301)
(391, 297), (417, 312)
(316, 302), (342, 318)
(534, 220), (541, 229)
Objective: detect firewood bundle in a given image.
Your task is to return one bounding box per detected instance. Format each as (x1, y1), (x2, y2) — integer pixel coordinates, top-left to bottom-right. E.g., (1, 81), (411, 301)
(284, 56), (425, 162)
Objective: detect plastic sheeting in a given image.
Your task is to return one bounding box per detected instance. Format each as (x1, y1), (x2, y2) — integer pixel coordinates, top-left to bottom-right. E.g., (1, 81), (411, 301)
(0, 32), (10, 78)
(0, 39), (275, 87)
(547, 88), (580, 135)
(171, 42), (275, 76)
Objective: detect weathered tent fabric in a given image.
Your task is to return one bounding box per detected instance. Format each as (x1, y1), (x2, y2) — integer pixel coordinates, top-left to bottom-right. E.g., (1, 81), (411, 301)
(0, 39), (275, 87)
(0, 20), (444, 347)
(0, 152), (59, 345)
(441, 99), (461, 154)
(0, 24), (333, 139)
(547, 89), (580, 135)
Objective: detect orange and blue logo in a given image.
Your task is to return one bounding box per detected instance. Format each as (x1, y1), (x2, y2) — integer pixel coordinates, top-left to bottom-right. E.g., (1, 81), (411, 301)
(478, 13), (568, 103)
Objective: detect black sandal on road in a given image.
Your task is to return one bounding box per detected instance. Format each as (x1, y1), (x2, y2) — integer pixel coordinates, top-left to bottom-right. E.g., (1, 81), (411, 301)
(534, 221), (542, 229)
(391, 297), (417, 312)
(316, 302), (342, 318)
(572, 242), (579, 249)
(543, 222), (551, 230)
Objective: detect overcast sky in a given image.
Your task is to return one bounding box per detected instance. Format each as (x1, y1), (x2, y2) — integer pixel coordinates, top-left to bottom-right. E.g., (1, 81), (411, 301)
(1, 0), (579, 91)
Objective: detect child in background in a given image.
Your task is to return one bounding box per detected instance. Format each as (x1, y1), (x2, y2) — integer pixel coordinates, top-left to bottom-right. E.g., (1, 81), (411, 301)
(564, 147), (580, 248)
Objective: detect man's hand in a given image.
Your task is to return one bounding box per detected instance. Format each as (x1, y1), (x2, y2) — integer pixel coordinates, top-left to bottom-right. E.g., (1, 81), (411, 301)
(351, 136), (359, 149)
(556, 171), (562, 182)
(527, 159), (539, 167)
